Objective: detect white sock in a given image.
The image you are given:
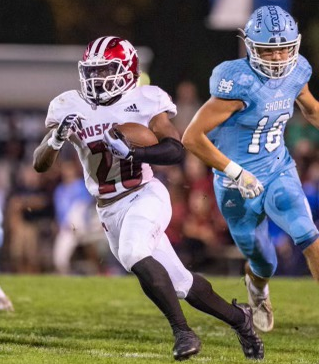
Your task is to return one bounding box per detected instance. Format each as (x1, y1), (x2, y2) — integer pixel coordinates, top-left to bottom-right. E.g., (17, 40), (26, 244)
(248, 276), (269, 298)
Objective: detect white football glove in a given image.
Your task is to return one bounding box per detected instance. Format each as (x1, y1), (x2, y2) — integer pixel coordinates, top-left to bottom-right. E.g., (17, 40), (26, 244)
(103, 126), (134, 160)
(224, 161), (264, 199)
(234, 169), (264, 199)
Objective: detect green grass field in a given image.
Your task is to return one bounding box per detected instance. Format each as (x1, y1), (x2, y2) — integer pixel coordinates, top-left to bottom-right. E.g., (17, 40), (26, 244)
(0, 275), (318, 364)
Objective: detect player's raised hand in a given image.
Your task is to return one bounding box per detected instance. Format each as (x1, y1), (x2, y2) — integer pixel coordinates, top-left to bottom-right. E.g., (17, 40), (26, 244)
(48, 113), (85, 150)
(224, 161), (264, 199)
(56, 113), (84, 141)
(103, 126), (134, 160)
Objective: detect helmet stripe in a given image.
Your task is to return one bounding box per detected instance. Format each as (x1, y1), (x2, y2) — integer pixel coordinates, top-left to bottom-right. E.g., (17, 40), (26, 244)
(96, 37), (113, 58)
(88, 36), (111, 57)
(88, 37), (105, 56)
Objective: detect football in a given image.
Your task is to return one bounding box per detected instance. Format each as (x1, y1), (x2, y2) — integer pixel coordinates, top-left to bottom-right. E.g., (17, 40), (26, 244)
(114, 122), (158, 147)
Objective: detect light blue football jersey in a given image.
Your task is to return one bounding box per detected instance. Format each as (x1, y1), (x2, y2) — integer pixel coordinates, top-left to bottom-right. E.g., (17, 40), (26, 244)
(208, 55), (312, 185)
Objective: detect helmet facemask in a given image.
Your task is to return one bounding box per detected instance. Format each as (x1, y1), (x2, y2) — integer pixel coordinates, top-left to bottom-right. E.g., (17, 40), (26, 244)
(79, 59), (135, 104)
(245, 35), (301, 79)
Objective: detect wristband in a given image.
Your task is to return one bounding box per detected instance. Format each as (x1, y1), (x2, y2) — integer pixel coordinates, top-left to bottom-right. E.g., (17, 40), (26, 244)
(47, 132), (64, 150)
(223, 160), (243, 180)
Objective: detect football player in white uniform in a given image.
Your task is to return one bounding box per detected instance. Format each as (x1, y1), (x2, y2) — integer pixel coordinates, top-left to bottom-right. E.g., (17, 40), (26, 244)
(33, 36), (263, 360)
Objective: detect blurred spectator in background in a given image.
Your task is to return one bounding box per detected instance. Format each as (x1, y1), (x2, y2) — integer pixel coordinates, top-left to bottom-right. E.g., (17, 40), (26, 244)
(6, 165), (52, 273)
(164, 165), (189, 258)
(181, 153), (233, 270)
(286, 110), (319, 151)
(291, 139), (317, 183)
(172, 81), (202, 136)
(183, 152), (212, 195)
(181, 152), (216, 269)
(182, 188), (217, 269)
(0, 208), (14, 311)
(303, 160), (319, 226)
(52, 160), (101, 275)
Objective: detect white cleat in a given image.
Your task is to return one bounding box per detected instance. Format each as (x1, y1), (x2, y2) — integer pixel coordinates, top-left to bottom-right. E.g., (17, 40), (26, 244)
(245, 274), (273, 332)
(0, 295), (14, 312)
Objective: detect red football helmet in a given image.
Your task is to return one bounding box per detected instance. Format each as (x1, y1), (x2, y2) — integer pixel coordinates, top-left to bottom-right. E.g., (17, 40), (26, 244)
(78, 36), (140, 104)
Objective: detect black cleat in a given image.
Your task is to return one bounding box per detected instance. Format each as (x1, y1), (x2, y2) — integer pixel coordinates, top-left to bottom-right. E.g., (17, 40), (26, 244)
(173, 330), (201, 361)
(232, 299), (264, 360)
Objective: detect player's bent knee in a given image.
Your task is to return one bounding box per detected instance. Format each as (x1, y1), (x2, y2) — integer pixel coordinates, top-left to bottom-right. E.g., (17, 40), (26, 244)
(173, 273), (193, 299)
(118, 250), (150, 272)
(176, 290), (187, 299)
(273, 188), (298, 212)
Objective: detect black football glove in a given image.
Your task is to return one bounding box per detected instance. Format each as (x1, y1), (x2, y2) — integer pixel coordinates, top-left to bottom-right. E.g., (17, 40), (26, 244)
(55, 113), (84, 141)
(48, 113), (85, 150)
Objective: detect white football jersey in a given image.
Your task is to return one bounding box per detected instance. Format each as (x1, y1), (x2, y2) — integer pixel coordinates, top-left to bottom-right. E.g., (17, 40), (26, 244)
(45, 85), (177, 199)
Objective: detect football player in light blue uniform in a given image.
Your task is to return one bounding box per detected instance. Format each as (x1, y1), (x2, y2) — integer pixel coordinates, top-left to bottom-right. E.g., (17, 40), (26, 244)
(182, 5), (319, 333)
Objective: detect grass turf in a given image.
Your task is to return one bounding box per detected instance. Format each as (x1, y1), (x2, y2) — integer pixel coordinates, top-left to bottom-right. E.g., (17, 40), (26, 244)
(0, 275), (318, 363)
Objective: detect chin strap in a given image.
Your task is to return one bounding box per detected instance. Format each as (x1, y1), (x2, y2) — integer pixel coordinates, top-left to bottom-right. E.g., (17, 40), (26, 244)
(94, 94), (122, 106)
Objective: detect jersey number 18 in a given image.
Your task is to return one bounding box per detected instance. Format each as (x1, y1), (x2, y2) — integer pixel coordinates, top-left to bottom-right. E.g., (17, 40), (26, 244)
(248, 113), (289, 154)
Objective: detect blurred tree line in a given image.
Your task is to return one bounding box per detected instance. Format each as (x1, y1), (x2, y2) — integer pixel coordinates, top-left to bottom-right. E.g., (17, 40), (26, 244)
(1, 0), (319, 100)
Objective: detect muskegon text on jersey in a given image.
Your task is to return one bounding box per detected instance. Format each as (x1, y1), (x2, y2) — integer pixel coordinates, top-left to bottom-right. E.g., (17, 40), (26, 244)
(76, 123), (110, 140)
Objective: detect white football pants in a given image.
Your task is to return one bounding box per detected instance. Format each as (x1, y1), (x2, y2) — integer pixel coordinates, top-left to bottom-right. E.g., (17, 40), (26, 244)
(96, 178), (193, 298)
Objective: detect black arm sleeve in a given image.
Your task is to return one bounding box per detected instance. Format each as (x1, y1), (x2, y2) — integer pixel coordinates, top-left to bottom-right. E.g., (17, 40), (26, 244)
(133, 137), (185, 165)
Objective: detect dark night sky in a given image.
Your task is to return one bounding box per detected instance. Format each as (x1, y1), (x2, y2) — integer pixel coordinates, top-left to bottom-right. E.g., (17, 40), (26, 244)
(0, 0), (318, 99)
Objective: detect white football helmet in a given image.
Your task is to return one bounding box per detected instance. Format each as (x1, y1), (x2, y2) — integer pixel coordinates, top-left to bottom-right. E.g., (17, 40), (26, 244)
(78, 36), (140, 104)
(241, 5), (301, 79)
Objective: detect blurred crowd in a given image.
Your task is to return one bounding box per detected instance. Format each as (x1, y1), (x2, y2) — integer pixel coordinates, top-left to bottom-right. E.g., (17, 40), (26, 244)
(0, 80), (319, 277)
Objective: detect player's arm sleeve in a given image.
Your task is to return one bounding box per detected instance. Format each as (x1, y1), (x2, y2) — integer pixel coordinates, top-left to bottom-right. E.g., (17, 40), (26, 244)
(209, 61), (252, 107)
(133, 137), (184, 165)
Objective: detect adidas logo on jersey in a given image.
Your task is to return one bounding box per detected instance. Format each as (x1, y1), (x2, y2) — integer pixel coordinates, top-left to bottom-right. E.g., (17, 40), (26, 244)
(124, 104), (139, 112)
(274, 89), (284, 98)
(225, 199), (236, 208)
